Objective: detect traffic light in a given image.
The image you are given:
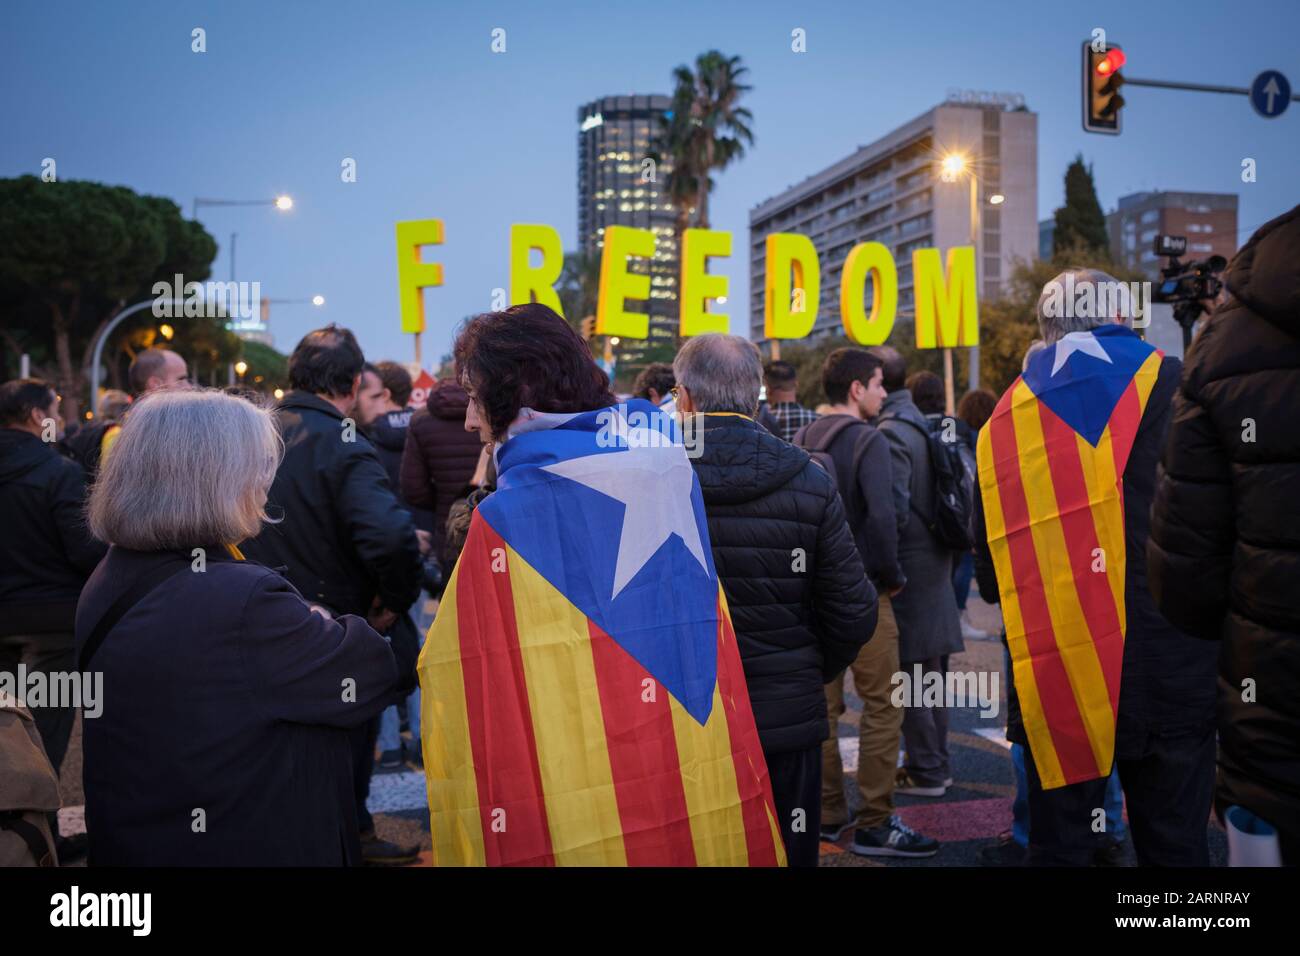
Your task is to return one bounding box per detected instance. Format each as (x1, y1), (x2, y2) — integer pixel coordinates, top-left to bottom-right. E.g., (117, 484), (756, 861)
(1083, 41), (1126, 134)
(580, 315), (596, 339)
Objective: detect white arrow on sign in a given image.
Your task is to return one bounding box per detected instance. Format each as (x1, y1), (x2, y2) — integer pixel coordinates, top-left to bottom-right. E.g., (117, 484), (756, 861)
(1263, 77), (1280, 113)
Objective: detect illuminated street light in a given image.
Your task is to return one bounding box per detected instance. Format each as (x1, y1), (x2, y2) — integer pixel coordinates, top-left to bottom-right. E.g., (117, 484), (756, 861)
(275, 195), (294, 211)
(311, 294), (325, 306)
(159, 323), (175, 340)
(940, 153), (967, 181)
(989, 194), (1006, 205)
(273, 388), (285, 400)
(609, 337), (621, 346)
(234, 361), (248, 378)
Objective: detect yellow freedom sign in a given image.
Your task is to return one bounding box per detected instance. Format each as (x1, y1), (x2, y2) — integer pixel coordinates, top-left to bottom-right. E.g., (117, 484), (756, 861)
(395, 220), (978, 348)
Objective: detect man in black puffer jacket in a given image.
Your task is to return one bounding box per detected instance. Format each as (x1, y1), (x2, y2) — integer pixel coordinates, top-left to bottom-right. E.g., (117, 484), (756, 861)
(674, 333), (877, 867)
(1149, 203), (1300, 864)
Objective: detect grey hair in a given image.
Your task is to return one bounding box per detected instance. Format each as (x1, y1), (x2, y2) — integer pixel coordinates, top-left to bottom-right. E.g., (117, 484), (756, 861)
(673, 334), (763, 416)
(88, 388), (282, 550)
(1022, 339), (1047, 372)
(1035, 268), (1132, 344)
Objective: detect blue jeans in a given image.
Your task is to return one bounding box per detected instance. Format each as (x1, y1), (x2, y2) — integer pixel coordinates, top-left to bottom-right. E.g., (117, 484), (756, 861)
(1011, 742), (1029, 847)
(377, 687), (421, 754)
(1104, 764), (1128, 842)
(952, 553), (974, 611)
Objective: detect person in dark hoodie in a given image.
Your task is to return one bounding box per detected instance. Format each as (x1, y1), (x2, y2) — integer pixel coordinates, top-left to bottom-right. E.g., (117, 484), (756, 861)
(1149, 203), (1300, 864)
(673, 333), (877, 867)
(796, 348), (938, 858)
(0, 379), (106, 801)
(401, 370), (485, 566)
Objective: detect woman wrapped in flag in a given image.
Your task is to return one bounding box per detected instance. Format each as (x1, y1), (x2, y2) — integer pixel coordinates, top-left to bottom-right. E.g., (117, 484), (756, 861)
(418, 304), (787, 866)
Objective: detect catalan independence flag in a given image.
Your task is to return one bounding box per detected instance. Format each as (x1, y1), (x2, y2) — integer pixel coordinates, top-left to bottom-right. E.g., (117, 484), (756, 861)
(418, 400), (786, 866)
(977, 325), (1162, 790)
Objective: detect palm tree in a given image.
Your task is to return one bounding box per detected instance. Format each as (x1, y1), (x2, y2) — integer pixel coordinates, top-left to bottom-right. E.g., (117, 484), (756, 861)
(653, 51), (755, 236)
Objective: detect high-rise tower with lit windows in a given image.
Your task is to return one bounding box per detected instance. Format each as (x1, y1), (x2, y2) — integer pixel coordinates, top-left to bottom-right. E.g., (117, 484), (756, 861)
(577, 94), (679, 375)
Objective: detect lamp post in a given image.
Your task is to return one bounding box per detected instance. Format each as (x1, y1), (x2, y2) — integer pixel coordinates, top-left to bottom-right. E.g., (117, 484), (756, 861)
(939, 154), (1005, 410)
(191, 196), (294, 282)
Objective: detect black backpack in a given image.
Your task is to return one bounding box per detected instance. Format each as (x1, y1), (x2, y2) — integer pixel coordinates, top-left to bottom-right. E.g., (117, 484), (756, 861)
(882, 415), (975, 552)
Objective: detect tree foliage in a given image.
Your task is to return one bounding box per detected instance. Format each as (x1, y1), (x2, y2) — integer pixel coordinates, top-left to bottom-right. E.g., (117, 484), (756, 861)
(1053, 154), (1109, 257)
(0, 175), (219, 417)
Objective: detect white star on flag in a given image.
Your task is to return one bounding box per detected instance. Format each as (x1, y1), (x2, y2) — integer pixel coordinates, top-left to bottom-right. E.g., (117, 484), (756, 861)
(1051, 331), (1114, 377)
(542, 413), (710, 600)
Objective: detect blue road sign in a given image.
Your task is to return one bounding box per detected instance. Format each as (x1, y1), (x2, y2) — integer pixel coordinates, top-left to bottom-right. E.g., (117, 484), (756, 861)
(1250, 70), (1291, 118)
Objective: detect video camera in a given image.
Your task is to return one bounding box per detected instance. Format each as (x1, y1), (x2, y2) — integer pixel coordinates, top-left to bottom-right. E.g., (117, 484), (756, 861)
(1150, 234), (1227, 349)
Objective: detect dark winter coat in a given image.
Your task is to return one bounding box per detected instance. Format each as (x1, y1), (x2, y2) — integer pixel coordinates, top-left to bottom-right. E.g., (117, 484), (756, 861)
(400, 382), (485, 562)
(365, 408), (415, 515)
(1149, 203), (1300, 842)
(76, 546), (397, 866)
(241, 392), (420, 619)
(0, 429), (106, 636)
(794, 414), (905, 591)
(689, 414), (877, 754)
(876, 389), (963, 663)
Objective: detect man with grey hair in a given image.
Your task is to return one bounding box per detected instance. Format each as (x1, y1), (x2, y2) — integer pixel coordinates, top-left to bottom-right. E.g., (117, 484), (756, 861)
(1035, 267), (1141, 343)
(979, 270), (1216, 866)
(674, 333), (877, 867)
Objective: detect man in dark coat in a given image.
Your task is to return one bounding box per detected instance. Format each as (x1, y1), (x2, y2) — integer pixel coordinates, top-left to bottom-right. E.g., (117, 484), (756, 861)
(1149, 204), (1300, 864)
(870, 347), (964, 799)
(401, 376), (485, 565)
(796, 348), (937, 857)
(0, 379), (106, 781)
(674, 333), (877, 867)
(241, 325), (421, 864)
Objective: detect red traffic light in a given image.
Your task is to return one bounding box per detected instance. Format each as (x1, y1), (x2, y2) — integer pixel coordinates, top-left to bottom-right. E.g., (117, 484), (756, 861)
(1095, 48), (1126, 76)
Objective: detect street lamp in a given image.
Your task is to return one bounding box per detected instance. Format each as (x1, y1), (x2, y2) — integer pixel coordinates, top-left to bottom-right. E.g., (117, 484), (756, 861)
(311, 294), (325, 307)
(938, 150), (1003, 404)
(191, 195), (295, 282)
(234, 361), (248, 379)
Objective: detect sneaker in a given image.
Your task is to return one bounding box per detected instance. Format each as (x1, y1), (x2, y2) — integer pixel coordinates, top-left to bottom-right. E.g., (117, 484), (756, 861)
(895, 769), (946, 797)
(943, 777), (954, 788)
(819, 818), (851, 842)
(378, 747), (404, 770)
(978, 830), (1027, 867)
(960, 612), (987, 641)
(359, 830), (420, 866)
(850, 816), (940, 858)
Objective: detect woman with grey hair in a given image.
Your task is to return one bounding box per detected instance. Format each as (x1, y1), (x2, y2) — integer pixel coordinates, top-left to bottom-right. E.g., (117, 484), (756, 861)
(77, 388), (398, 866)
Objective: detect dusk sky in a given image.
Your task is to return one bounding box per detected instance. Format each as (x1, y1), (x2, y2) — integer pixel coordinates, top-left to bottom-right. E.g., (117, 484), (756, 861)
(4, 0), (1297, 366)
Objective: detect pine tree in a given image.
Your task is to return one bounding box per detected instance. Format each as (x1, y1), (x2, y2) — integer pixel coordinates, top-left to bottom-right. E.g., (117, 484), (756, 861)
(1053, 154), (1110, 257)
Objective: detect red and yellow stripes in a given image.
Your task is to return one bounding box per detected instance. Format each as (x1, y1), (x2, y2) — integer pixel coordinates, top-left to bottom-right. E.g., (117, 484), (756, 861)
(977, 352), (1160, 790)
(419, 514), (786, 866)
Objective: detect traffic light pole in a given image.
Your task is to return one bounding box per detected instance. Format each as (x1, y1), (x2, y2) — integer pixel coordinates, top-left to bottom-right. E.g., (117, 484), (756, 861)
(1123, 77), (1299, 101)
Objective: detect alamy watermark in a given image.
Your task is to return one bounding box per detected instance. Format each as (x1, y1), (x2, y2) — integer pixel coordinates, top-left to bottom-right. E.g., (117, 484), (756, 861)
(595, 403), (705, 459)
(0, 667), (102, 718)
(891, 664), (999, 719)
(152, 273), (261, 321)
(1040, 273), (1152, 328)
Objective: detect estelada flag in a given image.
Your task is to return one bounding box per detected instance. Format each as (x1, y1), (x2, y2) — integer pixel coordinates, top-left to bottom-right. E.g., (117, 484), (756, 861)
(418, 400), (786, 865)
(976, 325), (1162, 790)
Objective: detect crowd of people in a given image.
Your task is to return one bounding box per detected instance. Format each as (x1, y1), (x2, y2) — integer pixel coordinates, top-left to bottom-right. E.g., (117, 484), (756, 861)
(0, 203), (1296, 868)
